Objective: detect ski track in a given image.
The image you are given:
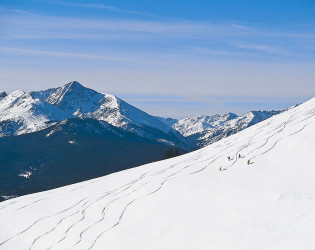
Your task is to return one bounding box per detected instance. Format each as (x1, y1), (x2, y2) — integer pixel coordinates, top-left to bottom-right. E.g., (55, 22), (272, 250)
(42, 173), (151, 249)
(0, 200), (18, 210)
(1, 173), (148, 248)
(29, 152), (206, 249)
(1, 103), (315, 249)
(48, 181), (147, 250)
(0, 198), (88, 247)
(0, 178), (106, 214)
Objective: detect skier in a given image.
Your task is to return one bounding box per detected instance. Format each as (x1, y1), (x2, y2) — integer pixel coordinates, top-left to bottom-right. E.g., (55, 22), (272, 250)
(227, 156), (231, 161)
(239, 154), (241, 158)
(247, 159), (250, 165)
(219, 166), (222, 171)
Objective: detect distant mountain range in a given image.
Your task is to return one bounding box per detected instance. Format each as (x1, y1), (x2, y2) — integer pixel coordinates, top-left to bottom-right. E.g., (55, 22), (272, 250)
(157, 110), (284, 147)
(0, 81), (286, 200)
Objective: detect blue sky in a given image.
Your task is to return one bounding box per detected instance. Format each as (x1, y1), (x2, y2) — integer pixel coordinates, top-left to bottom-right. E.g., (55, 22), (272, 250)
(0, 0), (315, 117)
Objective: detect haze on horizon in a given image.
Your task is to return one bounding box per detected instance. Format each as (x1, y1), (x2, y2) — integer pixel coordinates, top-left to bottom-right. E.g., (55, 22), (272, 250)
(0, 0), (314, 118)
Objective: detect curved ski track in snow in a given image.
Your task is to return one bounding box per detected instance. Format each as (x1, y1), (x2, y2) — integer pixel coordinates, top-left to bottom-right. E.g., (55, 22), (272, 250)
(1, 98), (315, 249)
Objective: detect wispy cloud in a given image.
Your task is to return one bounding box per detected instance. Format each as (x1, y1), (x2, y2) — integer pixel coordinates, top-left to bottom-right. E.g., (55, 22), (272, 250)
(0, 7), (37, 16)
(0, 7), (258, 40)
(235, 43), (288, 54)
(190, 47), (249, 57)
(0, 16), (221, 37)
(0, 46), (200, 68)
(1, 7), (313, 64)
(0, 46), (160, 65)
(1, 6), (313, 46)
(45, 0), (164, 19)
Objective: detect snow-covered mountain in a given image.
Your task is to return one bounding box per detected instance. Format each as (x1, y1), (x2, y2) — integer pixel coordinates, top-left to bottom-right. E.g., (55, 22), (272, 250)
(1, 97), (314, 250)
(187, 110), (282, 147)
(172, 112), (238, 136)
(0, 81), (192, 150)
(0, 90), (68, 136)
(0, 81), (283, 150)
(158, 110), (282, 148)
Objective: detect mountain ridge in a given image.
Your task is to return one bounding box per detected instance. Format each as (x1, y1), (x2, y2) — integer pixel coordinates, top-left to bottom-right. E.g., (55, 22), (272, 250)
(0, 81), (284, 150)
(0, 81), (192, 150)
(157, 109), (283, 147)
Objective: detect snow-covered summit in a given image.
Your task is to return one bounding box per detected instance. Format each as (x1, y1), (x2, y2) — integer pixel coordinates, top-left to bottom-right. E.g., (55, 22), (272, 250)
(0, 81), (190, 148)
(45, 81), (103, 114)
(1, 97), (315, 250)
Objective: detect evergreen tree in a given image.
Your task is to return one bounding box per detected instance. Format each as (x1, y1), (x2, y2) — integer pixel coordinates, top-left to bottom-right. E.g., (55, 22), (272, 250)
(162, 148), (179, 160)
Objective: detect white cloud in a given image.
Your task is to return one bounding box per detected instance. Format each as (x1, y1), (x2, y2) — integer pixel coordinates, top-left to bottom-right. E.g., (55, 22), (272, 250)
(235, 43), (288, 54)
(45, 0), (164, 18)
(0, 7), (256, 41)
(0, 47), (161, 65)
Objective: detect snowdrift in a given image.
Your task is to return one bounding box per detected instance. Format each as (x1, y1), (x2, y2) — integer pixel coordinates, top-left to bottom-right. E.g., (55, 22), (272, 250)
(1, 97), (315, 250)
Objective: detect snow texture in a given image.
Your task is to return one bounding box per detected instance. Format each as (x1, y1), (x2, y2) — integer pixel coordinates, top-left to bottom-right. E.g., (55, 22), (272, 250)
(0, 97), (315, 250)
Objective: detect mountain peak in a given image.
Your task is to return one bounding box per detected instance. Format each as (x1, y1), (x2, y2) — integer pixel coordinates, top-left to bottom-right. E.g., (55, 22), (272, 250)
(222, 112), (237, 117)
(45, 81), (101, 108)
(61, 81), (88, 93)
(65, 81), (84, 89)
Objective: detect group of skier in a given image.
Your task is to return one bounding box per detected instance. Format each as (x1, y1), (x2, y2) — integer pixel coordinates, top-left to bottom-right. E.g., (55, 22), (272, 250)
(219, 154), (252, 171)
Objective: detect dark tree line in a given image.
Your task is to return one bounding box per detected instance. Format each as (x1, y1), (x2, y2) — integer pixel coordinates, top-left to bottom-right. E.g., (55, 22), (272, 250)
(162, 148), (179, 160)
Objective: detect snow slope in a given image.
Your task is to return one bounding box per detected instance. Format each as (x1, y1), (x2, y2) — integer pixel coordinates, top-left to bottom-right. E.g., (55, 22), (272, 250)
(1, 97), (315, 250)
